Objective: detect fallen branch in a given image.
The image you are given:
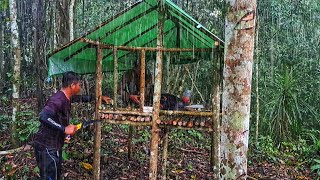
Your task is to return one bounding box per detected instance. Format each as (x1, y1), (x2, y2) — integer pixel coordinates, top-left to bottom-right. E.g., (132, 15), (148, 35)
(247, 175), (258, 180)
(0, 145), (32, 155)
(176, 147), (205, 155)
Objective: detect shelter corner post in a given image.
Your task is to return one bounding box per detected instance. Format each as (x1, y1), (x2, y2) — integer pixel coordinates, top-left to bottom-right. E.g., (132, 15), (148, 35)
(93, 45), (103, 180)
(149, 1), (165, 179)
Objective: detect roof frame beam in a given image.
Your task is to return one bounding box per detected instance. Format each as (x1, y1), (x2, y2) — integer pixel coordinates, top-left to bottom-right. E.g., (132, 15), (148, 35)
(81, 38), (213, 52)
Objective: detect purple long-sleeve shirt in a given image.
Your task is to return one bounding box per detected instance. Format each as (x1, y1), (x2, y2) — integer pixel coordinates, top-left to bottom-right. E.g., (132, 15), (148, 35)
(33, 91), (93, 150)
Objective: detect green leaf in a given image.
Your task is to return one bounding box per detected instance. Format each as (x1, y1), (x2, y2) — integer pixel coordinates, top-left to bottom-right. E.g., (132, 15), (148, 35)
(62, 151), (69, 161)
(311, 164), (320, 172)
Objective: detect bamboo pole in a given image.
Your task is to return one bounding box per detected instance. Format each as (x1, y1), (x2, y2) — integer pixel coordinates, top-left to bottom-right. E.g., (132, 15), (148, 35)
(102, 108), (217, 117)
(140, 49), (146, 112)
(158, 124), (213, 132)
(100, 109), (152, 116)
(160, 110), (213, 116)
(80, 38), (214, 52)
(93, 46), (103, 180)
(161, 127), (169, 180)
(113, 47), (118, 109)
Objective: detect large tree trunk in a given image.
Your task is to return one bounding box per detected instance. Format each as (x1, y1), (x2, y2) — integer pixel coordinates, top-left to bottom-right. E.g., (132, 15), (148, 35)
(220, 0), (256, 179)
(9, 0), (22, 147)
(56, 0), (70, 46)
(32, 0), (47, 111)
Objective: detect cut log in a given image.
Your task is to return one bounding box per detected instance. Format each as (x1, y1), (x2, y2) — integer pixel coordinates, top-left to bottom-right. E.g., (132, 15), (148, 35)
(144, 116), (151, 122)
(129, 116), (136, 121)
(205, 121), (211, 128)
(187, 121), (193, 128)
(100, 113), (105, 119)
(113, 114), (119, 120)
(194, 118), (200, 126)
(140, 117), (145, 122)
(182, 120), (188, 126)
(200, 118), (206, 127)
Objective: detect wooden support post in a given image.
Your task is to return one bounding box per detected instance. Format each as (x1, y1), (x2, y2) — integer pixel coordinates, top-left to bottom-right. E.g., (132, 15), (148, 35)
(161, 127), (169, 180)
(93, 46), (103, 180)
(128, 125), (133, 160)
(113, 47), (118, 109)
(149, 1), (164, 179)
(139, 49), (146, 112)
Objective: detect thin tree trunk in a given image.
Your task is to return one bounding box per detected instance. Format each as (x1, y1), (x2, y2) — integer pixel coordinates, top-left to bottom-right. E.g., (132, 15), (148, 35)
(164, 53), (171, 92)
(0, 12), (4, 92)
(170, 66), (181, 94)
(9, 0), (22, 147)
(177, 68), (187, 95)
(255, 17), (260, 145)
(255, 55), (259, 145)
(211, 51), (221, 179)
(69, 0), (75, 41)
(221, 0), (257, 179)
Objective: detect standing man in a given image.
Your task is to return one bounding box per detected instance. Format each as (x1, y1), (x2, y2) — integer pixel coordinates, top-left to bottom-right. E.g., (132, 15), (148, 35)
(33, 71), (81, 180)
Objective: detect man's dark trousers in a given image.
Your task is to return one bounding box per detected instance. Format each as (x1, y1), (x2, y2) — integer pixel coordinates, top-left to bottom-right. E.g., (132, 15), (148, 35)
(34, 145), (62, 180)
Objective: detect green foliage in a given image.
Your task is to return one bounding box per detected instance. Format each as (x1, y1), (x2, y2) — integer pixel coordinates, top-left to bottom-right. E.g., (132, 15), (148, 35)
(265, 67), (302, 143)
(250, 136), (280, 163)
(0, 0), (8, 11)
(0, 114), (10, 130)
(311, 159), (320, 178)
(255, 0), (320, 144)
(250, 134), (319, 169)
(63, 145), (70, 161)
(170, 129), (209, 149)
(16, 109), (39, 142)
(133, 128), (151, 144)
(258, 62), (320, 145)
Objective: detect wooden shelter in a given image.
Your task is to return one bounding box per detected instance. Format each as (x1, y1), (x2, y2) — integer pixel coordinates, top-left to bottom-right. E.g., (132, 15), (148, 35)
(47, 0), (224, 179)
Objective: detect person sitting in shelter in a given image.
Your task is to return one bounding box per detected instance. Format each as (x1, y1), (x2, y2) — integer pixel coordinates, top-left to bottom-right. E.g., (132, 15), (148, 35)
(160, 90), (191, 110)
(118, 58), (153, 107)
(115, 54), (191, 110)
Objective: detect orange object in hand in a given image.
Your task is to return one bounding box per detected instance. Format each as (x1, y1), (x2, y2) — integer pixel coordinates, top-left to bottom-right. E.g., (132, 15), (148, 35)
(129, 95), (140, 104)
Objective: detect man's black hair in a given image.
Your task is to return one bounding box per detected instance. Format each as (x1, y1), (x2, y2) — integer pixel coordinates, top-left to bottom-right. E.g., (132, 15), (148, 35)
(62, 71), (79, 88)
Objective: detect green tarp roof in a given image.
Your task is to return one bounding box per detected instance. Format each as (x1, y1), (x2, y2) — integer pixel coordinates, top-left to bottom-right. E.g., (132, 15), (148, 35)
(47, 0), (224, 77)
